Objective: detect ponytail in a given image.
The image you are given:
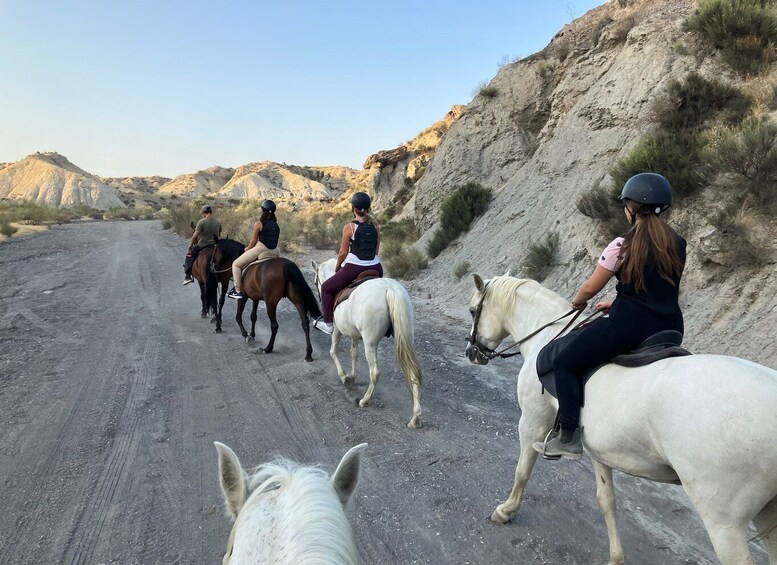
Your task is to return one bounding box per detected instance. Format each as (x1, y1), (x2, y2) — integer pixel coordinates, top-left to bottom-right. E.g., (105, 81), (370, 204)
(619, 211), (684, 292)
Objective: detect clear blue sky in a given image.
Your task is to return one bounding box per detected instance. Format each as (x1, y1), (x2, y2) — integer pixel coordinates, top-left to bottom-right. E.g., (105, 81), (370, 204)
(0, 1), (603, 177)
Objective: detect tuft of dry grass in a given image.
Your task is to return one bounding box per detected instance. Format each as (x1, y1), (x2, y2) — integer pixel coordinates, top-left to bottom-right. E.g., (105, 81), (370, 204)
(521, 231), (560, 282)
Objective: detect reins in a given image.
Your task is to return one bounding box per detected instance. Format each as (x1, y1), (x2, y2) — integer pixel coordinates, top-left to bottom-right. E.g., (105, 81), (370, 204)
(467, 283), (602, 360)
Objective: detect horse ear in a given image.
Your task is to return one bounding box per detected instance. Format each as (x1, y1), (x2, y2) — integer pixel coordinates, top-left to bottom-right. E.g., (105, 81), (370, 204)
(473, 274), (485, 292)
(215, 442), (248, 520)
(331, 443), (367, 505)
(190, 221), (196, 229)
(504, 267), (512, 277)
(311, 260), (318, 270)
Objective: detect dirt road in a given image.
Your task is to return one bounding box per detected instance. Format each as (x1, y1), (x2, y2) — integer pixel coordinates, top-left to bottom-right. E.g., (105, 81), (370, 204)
(0, 221), (761, 564)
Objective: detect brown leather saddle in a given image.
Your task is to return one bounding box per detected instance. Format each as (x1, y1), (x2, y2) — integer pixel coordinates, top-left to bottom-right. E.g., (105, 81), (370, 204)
(333, 270), (381, 311)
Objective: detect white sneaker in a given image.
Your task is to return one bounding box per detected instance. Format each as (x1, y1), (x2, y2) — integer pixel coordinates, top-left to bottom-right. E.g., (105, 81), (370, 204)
(314, 319), (334, 335)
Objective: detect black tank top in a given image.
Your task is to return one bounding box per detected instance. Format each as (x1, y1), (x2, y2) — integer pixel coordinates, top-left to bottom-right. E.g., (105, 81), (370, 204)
(613, 234), (686, 318)
(349, 221), (378, 261)
(258, 219), (280, 250)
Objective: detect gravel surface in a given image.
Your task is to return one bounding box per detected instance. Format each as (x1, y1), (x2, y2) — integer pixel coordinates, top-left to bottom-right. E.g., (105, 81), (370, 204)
(0, 220), (754, 564)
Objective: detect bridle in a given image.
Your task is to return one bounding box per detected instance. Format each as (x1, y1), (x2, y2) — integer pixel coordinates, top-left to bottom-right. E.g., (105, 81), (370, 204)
(466, 283), (596, 361)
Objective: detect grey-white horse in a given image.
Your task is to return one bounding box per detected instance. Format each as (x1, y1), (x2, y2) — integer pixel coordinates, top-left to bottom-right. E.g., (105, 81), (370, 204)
(465, 274), (777, 564)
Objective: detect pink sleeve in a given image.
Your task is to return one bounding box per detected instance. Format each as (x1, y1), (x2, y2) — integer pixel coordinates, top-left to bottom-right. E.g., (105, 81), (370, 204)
(598, 237), (625, 272)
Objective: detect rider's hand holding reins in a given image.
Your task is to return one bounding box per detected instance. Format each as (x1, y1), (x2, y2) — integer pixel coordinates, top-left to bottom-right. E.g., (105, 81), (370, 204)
(594, 300), (613, 314)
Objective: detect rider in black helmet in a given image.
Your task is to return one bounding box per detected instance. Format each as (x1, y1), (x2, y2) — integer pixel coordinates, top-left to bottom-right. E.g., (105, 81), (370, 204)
(314, 192), (383, 334)
(227, 199), (281, 299)
(183, 204), (222, 285)
(533, 172), (686, 459)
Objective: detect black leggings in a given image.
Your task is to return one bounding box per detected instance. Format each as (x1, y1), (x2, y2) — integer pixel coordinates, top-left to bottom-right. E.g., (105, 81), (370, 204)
(554, 303), (682, 431)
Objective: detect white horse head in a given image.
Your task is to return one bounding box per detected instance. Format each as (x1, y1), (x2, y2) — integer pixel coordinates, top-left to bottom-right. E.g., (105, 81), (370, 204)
(465, 274), (777, 564)
(215, 442), (367, 565)
(313, 257), (423, 428)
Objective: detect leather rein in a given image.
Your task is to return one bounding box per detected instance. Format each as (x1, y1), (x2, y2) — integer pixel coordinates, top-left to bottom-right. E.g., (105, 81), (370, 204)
(466, 283), (599, 360)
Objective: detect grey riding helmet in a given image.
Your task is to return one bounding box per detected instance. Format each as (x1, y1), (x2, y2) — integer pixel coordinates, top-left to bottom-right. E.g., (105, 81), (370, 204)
(201, 205), (213, 213)
(350, 192), (371, 212)
(260, 199), (276, 212)
(619, 172), (672, 214)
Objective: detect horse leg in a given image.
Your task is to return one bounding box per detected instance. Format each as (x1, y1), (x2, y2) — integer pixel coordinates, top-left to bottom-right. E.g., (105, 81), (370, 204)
(592, 460), (625, 565)
(236, 297), (249, 339)
(215, 277), (227, 333)
(198, 281), (207, 317)
(346, 337), (360, 386)
(247, 300), (258, 343)
(358, 340), (380, 408)
(491, 411), (553, 523)
(685, 488), (755, 565)
(754, 496), (777, 563)
(330, 327), (348, 383)
(262, 300), (279, 354)
(407, 379), (422, 429)
(291, 299), (313, 362)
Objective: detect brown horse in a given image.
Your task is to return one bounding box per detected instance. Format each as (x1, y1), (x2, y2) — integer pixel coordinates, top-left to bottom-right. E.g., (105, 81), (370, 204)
(211, 251), (322, 361)
(191, 246), (218, 319)
(204, 238), (246, 332)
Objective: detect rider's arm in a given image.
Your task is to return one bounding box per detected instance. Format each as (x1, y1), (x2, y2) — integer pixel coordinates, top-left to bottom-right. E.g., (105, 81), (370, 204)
(246, 221), (262, 250)
(571, 265), (615, 309)
(335, 224), (350, 272)
(189, 230), (200, 248)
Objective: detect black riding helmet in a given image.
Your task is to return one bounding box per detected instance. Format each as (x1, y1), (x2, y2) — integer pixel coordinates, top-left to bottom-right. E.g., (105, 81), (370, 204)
(350, 192), (371, 212)
(260, 199), (276, 212)
(619, 172), (672, 215)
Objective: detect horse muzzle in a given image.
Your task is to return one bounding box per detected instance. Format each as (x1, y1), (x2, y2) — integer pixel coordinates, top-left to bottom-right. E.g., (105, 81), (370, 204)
(465, 342), (490, 365)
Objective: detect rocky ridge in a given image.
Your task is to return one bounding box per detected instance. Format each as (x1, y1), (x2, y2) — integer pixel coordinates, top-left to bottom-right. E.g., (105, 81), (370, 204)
(406, 0), (777, 366)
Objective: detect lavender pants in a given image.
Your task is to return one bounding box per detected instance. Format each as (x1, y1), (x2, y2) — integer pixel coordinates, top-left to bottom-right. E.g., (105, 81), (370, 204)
(321, 262), (383, 323)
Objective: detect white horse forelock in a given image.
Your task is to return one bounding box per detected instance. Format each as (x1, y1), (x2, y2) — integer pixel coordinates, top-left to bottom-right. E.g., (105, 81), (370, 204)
(229, 459), (357, 565)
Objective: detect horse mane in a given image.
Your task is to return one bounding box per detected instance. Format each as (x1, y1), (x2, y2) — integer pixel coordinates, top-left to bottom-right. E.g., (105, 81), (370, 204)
(482, 275), (568, 313)
(238, 459), (356, 564)
(217, 238), (246, 259)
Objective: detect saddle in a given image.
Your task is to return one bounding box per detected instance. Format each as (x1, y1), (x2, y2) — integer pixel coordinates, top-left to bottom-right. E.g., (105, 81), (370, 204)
(537, 329), (691, 404)
(333, 270), (381, 311)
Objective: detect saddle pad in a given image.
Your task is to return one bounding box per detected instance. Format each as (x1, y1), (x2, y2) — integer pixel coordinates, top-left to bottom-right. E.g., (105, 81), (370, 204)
(333, 273), (381, 311)
(537, 332), (692, 401)
(241, 253), (280, 275)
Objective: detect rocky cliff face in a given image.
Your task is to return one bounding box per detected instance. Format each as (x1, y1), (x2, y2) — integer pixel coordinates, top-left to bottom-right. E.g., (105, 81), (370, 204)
(157, 166), (235, 197)
(408, 0), (777, 366)
(0, 153), (125, 209)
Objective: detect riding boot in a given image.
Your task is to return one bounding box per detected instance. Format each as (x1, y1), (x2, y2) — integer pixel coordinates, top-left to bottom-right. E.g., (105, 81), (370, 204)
(532, 427), (583, 460)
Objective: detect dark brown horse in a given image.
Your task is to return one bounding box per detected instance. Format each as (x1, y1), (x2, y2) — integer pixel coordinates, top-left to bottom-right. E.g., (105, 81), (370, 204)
(211, 251), (321, 361)
(204, 238), (246, 332)
(191, 246), (218, 319)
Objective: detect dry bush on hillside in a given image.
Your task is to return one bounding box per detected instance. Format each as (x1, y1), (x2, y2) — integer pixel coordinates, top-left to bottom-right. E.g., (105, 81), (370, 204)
(473, 81), (499, 99)
(0, 221), (18, 237)
(386, 248), (428, 280)
(521, 232), (560, 282)
(453, 261), (470, 280)
(536, 59), (558, 79)
(427, 183), (492, 258)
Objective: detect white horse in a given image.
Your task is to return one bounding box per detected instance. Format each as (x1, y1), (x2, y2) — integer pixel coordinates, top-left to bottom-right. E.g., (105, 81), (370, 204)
(464, 274), (777, 565)
(214, 441), (367, 565)
(312, 258), (422, 428)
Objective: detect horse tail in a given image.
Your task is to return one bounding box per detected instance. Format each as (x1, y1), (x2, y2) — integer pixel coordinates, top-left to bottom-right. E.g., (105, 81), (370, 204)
(386, 285), (422, 389)
(205, 255), (219, 315)
(283, 260), (322, 319)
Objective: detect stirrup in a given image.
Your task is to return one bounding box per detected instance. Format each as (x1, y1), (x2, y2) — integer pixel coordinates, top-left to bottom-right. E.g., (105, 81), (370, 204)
(540, 428), (561, 461)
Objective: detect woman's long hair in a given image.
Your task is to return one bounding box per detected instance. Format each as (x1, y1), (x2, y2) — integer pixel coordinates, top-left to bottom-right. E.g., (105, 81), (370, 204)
(261, 209), (276, 222)
(619, 209), (685, 292)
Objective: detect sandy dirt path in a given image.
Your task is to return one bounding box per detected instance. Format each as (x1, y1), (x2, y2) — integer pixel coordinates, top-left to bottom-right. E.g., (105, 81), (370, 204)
(0, 220), (762, 564)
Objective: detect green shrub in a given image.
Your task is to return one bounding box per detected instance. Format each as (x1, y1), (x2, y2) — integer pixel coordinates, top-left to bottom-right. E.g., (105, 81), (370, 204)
(427, 182), (492, 258)
(522, 232), (560, 282)
(453, 261), (470, 280)
(160, 217), (172, 230)
(537, 59), (558, 79)
(712, 117), (777, 204)
(474, 81), (499, 99)
(386, 248), (428, 280)
(610, 131), (706, 199)
(654, 73), (749, 130)
(576, 182), (621, 220)
(0, 221), (18, 237)
(160, 201), (201, 236)
(686, 0), (777, 75)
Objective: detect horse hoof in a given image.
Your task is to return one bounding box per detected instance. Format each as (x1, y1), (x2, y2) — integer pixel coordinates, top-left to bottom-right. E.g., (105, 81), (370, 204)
(407, 418), (422, 429)
(210, 317), (217, 324)
(490, 507), (513, 524)
(305, 356), (313, 362)
(200, 312), (208, 318)
(342, 375), (355, 386)
(214, 328), (222, 334)
(245, 337), (255, 344)
(358, 398), (370, 408)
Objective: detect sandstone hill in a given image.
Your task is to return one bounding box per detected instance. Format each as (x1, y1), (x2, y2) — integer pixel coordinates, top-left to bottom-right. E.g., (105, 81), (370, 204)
(0, 153), (125, 210)
(157, 166), (235, 198)
(404, 0), (777, 366)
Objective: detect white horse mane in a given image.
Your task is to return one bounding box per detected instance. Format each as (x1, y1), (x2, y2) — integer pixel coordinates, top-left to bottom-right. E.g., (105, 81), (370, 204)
(478, 275), (567, 315)
(235, 459), (357, 564)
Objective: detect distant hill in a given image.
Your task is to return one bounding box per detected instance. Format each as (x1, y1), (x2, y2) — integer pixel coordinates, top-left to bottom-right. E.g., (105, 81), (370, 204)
(0, 152), (125, 210)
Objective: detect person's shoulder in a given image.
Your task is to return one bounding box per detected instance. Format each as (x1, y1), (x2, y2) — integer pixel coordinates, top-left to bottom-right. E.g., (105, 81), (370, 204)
(196, 218), (205, 228)
(604, 236), (625, 250)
